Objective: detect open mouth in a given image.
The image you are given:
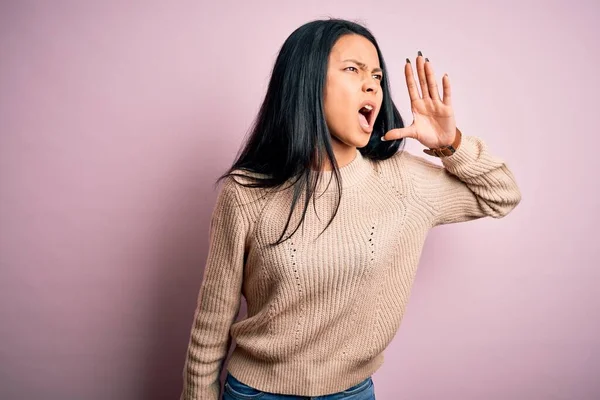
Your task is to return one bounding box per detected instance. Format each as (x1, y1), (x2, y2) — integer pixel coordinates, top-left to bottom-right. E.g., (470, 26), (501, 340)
(358, 104), (374, 129)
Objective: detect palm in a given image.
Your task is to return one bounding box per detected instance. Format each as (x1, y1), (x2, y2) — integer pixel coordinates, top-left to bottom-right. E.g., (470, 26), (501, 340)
(383, 52), (457, 148)
(410, 96), (456, 148)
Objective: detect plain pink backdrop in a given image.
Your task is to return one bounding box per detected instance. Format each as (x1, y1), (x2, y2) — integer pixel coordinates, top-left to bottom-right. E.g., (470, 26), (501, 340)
(1, 1), (598, 399)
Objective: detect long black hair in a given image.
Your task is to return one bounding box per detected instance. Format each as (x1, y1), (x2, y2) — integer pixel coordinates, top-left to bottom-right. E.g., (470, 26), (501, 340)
(216, 18), (406, 247)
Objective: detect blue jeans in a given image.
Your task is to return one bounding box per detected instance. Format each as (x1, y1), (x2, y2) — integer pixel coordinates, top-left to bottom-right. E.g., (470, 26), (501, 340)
(222, 371), (376, 400)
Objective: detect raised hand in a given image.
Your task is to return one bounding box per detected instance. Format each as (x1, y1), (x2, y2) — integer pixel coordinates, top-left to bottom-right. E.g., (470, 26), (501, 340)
(382, 51), (457, 148)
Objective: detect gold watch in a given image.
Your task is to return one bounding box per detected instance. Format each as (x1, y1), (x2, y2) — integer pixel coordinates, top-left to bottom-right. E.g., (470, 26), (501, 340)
(423, 127), (462, 158)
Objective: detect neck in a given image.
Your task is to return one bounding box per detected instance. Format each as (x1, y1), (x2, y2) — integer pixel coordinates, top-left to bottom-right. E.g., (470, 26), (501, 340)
(312, 139), (358, 172)
(309, 148), (370, 193)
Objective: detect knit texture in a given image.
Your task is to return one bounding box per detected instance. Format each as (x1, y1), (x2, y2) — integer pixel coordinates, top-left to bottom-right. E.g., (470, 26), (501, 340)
(180, 135), (521, 399)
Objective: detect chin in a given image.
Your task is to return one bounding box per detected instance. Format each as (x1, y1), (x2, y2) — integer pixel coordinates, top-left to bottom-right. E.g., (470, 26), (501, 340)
(330, 126), (371, 148)
(344, 136), (370, 149)
(355, 137), (371, 148)
(351, 130), (372, 147)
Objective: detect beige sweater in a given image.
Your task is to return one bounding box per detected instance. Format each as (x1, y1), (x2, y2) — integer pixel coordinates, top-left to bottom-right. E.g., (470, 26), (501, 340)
(180, 135), (521, 399)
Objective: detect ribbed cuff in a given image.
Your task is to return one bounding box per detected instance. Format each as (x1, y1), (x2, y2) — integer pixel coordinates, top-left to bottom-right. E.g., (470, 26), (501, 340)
(439, 135), (482, 176)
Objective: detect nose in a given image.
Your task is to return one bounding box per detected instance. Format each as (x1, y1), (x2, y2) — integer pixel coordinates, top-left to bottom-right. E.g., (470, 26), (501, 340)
(362, 77), (378, 94)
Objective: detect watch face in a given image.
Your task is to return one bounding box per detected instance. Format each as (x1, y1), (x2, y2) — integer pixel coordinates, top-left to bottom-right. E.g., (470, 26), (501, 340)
(436, 147), (454, 157)
(424, 145), (456, 157)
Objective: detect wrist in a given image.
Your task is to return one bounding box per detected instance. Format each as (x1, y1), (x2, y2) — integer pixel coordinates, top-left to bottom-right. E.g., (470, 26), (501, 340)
(423, 127), (462, 158)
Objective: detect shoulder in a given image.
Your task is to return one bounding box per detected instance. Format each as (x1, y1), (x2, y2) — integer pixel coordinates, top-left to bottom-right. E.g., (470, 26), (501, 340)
(216, 169), (274, 227)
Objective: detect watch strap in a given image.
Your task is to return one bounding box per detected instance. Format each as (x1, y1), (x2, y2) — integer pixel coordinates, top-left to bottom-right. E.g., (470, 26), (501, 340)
(423, 127), (462, 158)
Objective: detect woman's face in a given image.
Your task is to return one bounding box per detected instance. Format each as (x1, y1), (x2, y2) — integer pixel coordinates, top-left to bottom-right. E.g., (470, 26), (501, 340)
(323, 34), (384, 151)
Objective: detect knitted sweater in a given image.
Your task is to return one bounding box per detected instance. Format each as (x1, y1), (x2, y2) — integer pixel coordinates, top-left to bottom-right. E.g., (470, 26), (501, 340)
(180, 135), (521, 399)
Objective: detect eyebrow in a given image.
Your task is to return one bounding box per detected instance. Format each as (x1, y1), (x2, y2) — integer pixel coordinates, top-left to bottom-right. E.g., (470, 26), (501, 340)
(342, 59), (383, 74)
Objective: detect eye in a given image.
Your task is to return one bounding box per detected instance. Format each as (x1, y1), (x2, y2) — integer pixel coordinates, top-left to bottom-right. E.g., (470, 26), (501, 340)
(345, 66), (383, 81)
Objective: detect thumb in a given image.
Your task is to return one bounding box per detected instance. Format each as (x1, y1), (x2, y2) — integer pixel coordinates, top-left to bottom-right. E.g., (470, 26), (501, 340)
(381, 125), (417, 142)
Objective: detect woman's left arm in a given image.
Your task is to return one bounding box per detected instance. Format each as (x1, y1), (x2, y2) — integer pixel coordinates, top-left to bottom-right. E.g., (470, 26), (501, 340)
(399, 132), (522, 226)
(382, 51), (521, 225)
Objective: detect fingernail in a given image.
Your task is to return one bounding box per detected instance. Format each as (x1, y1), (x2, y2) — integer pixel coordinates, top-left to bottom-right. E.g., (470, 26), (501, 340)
(406, 58), (410, 64)
(380, 136), (387, 141)
(425, 57), (429, 62)
(418, 50), (423, 57)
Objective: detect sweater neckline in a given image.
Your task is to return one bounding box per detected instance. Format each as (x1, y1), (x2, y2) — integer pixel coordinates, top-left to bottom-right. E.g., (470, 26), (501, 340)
(310, 148), (371, 193)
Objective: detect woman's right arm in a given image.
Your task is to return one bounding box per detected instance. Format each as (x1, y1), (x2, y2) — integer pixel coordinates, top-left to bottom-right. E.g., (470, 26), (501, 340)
(180, 179), (248, 400)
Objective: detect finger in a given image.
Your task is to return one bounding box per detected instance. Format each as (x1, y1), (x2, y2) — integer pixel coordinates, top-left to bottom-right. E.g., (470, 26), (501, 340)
(424, 59), (441, 102)
(442, 74), (452, 106)
(416, 52), (429, 99)
(404, 59), (420, 102)
(381, 125), (418, 141)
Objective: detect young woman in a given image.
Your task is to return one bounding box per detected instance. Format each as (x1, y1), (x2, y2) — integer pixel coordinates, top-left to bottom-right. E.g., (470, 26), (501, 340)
(180, 18), (521, 400)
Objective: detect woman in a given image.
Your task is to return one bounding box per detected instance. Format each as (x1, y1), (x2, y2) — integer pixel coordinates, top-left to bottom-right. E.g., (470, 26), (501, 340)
(180, 18), (521, 400)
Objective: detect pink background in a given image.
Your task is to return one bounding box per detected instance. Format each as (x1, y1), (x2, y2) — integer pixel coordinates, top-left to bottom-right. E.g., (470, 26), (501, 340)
(1, 1), (598, 399)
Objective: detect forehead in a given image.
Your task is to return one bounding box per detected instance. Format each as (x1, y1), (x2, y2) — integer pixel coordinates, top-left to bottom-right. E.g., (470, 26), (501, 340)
(329, 34), (380, 66)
